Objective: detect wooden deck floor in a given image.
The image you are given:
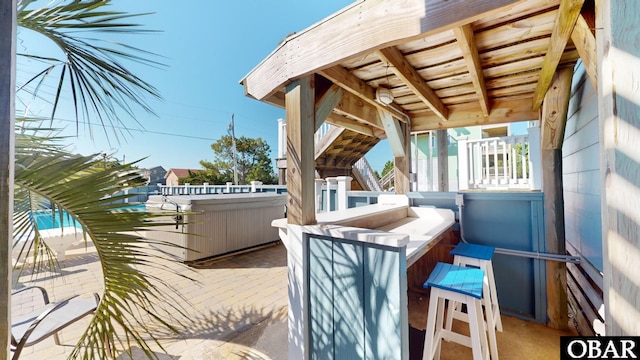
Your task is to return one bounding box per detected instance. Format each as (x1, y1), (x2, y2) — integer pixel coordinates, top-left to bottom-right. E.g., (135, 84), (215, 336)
(13, 242), (576, 359)
(408, 289), (577, 360)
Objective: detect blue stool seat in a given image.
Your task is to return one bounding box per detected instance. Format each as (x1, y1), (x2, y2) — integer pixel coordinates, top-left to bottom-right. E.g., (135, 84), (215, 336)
(422, 262), (490, 360)
(424, 262), (484, 299)
(450, 242), (495, 261)
(447, 242), (502, 360)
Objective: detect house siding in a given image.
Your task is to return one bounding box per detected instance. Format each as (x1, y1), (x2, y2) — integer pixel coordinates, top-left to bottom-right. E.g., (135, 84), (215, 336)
(562, 62), (604, 336)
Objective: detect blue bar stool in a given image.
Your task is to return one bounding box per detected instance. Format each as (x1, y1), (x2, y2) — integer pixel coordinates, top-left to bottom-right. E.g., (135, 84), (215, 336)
(422, 262), (490, 360)
(447, 242), (502, 360)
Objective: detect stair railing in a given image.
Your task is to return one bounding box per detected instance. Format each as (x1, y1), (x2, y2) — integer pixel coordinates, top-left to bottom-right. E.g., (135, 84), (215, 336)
(353, 157), (383, 192)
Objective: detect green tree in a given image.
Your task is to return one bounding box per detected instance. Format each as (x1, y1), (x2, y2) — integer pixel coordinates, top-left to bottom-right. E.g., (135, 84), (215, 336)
(515, 142), (529, 178)
(205, 135), (278, 185)
(378, 160), (395, 190)
(179, 168), (223, 185)
(381, 160), (394, 178)
(12, 1), (189, 358)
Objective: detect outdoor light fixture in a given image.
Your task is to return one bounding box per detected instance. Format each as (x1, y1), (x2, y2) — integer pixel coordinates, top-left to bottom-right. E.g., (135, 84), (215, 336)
(376, 87), (394, 105)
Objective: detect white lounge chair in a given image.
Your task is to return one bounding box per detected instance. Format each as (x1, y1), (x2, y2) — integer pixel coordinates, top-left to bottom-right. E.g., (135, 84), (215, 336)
(11, 286), (100, 360)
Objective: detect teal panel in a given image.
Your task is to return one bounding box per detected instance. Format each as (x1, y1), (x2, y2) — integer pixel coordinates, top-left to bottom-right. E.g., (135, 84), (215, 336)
(463, 197), (539, 320)
(407, 191), (547, 322)
(306, 234), (408, 359)
(332, 241), (365, 359)
(330, 189), (338, 211)
(349, 196), (372, 208)
(364, 245), (407, 360)
(308, 237), (335, 360)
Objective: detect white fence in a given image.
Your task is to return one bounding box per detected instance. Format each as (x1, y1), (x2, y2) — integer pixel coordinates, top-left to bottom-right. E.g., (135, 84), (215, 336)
(458, 127), (541, 190)
(158, 181), (287, 195)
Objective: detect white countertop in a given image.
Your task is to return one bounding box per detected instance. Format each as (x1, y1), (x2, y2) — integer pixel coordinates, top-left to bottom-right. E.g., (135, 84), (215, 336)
(273, 198), (455, 266)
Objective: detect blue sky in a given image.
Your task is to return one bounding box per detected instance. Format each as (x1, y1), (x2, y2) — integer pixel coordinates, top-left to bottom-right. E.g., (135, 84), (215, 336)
(16, 1), (529, 175)
(17, 0), (400, 172)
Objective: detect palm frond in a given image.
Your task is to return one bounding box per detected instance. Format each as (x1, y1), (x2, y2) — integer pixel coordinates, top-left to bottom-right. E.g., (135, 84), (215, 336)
(14, 137), (195, 359)
(17, 0), (164, 139)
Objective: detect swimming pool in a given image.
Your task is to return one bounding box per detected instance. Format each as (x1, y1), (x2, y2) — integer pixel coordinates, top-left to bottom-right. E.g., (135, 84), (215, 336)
(15, 204), (146, 261)
(32, 210), (81, 230)
(31, 204), (146, 230)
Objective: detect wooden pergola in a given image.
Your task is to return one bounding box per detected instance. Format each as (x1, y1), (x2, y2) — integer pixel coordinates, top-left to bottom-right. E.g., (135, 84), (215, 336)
(240, 0), (640, 338)
(2, 0), (638, 356)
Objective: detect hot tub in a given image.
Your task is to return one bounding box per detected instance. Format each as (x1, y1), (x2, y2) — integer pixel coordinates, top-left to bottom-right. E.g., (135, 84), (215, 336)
(146, 193), (287, 262)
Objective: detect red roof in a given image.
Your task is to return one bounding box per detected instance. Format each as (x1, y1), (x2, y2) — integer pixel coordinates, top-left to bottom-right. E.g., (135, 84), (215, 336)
(165, 168), (200, 179)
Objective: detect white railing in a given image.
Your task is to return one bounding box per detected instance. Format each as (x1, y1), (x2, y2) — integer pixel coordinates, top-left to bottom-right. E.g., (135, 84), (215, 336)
(458, 127), (541, 190)
(353, 157), (383, 192)
(158, 181), (287, 195)
(314, 176), (352, 213)
(379, 170), (394, 191)
(277, 119), (334, 159)
(315, 122), (333, 144)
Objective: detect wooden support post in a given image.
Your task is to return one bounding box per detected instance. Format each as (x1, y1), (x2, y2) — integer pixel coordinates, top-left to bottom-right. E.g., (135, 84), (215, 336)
(597, 0), (640, 336)
(393, 122), (410, 194)
(437, 130), (449, 191)
(0, 0), (15, 355)
(285, 76), (316, 225)
(541, 66), (573, 330)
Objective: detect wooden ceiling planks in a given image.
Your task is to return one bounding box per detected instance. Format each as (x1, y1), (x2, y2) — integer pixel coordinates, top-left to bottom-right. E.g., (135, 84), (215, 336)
(243, 0), (591, 134)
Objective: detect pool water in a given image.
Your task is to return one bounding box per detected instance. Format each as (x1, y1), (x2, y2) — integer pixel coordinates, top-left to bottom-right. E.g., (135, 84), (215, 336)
(31, 204), (146, 230)
(32, 210), (80, 230)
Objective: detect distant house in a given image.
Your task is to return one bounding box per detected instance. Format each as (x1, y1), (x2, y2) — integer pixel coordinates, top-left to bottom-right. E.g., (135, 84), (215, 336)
(139, 166), (167, 185)
(165, 168), (200, 186)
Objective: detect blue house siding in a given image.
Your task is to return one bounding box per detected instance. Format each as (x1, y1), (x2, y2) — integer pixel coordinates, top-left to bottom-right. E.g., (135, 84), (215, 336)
(562, 62), (605, 336)
(563, 63), (603, 272)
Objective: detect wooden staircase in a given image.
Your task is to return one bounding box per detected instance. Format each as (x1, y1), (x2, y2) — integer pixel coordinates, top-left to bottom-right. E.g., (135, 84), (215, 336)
(277, 123), (381, 190)
(314, 126), (380, 187)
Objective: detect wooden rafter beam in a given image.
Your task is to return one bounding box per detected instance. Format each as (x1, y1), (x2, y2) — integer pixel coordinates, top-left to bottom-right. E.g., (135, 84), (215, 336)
(571, 14), (597, 91)
(454, 24), (490, 116)
(334, 90), (384, 130)
(532, 0), (585, 110)
(411, 98), (538, 131)
(377, 46), (449, 121)
(242, 0), (526, 101)
(325, 113), (377, 138)
(263, 92), (285, 108)
(319, 65), (409, 122)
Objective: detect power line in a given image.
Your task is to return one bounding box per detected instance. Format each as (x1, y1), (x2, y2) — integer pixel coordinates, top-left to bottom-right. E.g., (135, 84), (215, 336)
(47, 117), (218, 141)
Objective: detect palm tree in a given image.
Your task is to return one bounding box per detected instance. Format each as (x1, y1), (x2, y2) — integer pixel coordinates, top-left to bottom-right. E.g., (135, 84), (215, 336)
(11, 1), (192, 358)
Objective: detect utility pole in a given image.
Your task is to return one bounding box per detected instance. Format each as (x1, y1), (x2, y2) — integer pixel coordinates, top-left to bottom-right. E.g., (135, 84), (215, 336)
(228, 113), (238, 185)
